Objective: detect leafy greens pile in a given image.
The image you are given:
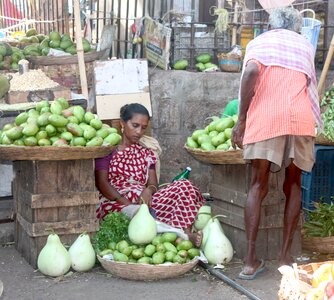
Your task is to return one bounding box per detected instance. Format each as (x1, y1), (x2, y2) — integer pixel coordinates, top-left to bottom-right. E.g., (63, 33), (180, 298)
(320, 87), (334, 141)
(304, 201), (334, 237)
(92, 212), (131, 252)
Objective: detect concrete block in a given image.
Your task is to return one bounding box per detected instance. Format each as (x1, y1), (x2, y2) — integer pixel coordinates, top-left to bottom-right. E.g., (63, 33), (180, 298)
(0, 222), (14, 244)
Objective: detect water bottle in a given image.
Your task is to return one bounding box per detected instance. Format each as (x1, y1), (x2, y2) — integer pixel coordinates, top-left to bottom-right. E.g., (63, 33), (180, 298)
(172, 167), (191, 182)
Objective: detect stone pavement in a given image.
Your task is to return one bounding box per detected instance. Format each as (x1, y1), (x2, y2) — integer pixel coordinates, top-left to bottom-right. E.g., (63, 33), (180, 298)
(0, 244), (283, 300)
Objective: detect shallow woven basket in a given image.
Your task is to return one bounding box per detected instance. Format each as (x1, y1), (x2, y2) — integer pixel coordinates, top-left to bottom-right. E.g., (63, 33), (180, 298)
(0, 145), (114, 161)
(184, 146), (245, 165)
(315, 134), (334, 146)
(97, 255), (199, 281)
(278, 261), (334, 300)
(302, 233), (334, 254)
(27, 50), (106, 66)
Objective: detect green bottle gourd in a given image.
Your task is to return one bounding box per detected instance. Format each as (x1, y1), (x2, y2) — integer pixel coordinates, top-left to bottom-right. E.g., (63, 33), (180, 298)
(203, 219), (233, 265)
(37, 233), (71, 277)
(128, 204), (157, 245)
(194, 205), (212, 230)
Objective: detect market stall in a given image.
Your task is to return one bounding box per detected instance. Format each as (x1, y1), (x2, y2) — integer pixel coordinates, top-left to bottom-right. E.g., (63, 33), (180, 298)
(0, 98), (123, 267)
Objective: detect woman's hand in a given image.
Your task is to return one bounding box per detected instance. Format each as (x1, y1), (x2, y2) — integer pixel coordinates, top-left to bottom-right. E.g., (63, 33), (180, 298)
(140, 188), (154, 207)
(118, 197), (132, 206)
(231, 120), (246, 150)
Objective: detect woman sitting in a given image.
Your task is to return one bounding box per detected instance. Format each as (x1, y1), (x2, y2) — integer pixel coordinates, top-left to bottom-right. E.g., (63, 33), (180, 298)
(95, 103), (206, 243)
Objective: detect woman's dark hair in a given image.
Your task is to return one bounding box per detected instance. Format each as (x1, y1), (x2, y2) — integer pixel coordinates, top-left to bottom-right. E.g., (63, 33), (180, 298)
(120, 103), (150, 122)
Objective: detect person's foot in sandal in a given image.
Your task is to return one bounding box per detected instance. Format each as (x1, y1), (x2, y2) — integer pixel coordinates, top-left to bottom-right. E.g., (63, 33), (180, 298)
(238, 259), (265, 280)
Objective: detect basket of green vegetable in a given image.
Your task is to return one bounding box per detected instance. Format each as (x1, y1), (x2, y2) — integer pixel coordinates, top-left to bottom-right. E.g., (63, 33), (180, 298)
(93, 209), (200, 281)
(316, 87), (334, 146)
(97, 255), (199, 281)
(302, 202), (334, 254)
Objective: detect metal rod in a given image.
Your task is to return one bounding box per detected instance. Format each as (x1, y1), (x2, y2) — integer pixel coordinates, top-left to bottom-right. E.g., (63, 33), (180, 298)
(47, 0), (50, 35)
(104, 0), (107, 27)
(116, 0), (121, 57)
(90, 0), (93, 42)
(26, 0), (30, 25)
(96, 0), (100, 44)
(152, 0), (155, 18)
(44, 2), (47, 35)
(147, 0), (151, 16)
(55, 0), (59, 33)
(37, 0), (41, 33)
(199, 261), (262, 300)
(9, 0), (14, 29)
(134, 0), (138, 17)
(143, 0), (146, 16)
(125, 0), (130, 57)
(0, 1), (3, 29)
(51, 0), (55, 33)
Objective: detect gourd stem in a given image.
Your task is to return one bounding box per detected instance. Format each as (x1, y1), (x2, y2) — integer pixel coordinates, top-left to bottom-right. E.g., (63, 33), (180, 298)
(213, 214), (227, 219)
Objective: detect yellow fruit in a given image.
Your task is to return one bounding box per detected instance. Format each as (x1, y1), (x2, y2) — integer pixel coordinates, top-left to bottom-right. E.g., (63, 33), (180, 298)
(312, 263), (334, 288)
(305, 287), (324, 300)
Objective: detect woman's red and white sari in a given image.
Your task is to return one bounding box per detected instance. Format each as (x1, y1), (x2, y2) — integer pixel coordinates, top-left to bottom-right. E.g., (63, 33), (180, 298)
(96, 144), (205, 229)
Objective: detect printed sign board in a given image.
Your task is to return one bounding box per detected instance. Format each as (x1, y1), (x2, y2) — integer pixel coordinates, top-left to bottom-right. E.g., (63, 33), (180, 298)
(143, 18), (172, 70)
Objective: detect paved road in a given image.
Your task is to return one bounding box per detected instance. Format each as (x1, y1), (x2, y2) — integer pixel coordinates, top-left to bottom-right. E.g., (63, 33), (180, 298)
(0, 245), (281, 300)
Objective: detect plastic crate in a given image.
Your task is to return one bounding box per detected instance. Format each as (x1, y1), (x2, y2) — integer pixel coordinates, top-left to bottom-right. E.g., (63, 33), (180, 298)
(302, 145), (334, 211)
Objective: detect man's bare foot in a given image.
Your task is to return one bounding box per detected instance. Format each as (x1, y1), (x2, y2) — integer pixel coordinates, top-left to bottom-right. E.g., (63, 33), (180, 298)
(278, 256), (294, 267)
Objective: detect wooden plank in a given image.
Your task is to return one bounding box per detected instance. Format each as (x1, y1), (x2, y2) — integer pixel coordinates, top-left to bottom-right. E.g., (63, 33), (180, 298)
(210, 164), (249, 193)
(35, 160), (59, 193)
(209, 184), (247, 207)
(13, 161), (37, 194)
(28, 191), (99, 209)
(17, 213), (98, 237)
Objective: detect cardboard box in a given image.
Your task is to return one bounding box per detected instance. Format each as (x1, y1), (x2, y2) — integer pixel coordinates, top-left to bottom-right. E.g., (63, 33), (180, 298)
(94, 59), (152, 120)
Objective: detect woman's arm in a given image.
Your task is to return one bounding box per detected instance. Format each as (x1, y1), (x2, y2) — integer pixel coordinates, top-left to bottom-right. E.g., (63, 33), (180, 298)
(140, 168), (159, 206)
(95, 169), (132, 206)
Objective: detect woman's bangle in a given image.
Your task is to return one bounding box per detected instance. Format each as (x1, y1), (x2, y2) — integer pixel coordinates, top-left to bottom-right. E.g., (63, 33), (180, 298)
(147, 184), (158, 193)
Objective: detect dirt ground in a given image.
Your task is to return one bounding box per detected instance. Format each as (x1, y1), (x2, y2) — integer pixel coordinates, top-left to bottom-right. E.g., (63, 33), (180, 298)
(0, 244), (284, 300)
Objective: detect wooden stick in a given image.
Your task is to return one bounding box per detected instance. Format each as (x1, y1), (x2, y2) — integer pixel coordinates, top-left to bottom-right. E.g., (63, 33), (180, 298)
(73, 0), (90, 111)
(318, 33), (334, 97)
(231, 1), (239, 46)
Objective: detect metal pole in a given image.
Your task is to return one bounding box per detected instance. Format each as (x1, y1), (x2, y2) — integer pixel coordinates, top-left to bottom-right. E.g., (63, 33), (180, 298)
(199, 261), (262, 300)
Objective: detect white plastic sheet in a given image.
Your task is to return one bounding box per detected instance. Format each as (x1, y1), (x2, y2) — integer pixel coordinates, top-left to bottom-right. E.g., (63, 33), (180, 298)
(258, 0), (295, 13)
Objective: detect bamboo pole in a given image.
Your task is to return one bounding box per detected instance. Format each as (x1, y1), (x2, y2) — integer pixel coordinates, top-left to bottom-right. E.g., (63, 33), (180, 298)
(231, 1), (239, 46)
(73, 0), (90, 111)
(318, 33), (334, 97)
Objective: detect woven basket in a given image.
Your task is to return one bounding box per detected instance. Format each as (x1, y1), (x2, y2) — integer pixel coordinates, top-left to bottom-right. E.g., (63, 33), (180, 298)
(302, 233), (334, 254)
(27, 50), (106, 66)
(184, 146), (245, 165)
(278, 261), (334, 300)
(217, 52), (242, 73)
(97, 255), (199, 281)
(315, 134), (334, 146)
(0, 145), (114, 161)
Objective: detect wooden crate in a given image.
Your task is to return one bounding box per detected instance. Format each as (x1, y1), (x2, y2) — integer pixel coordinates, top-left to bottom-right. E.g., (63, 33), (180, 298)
(209, 164), (302, 260)
(30, 62), (95, 93)
(13, 159), (99, 268)
(6, 86), (72, 104)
